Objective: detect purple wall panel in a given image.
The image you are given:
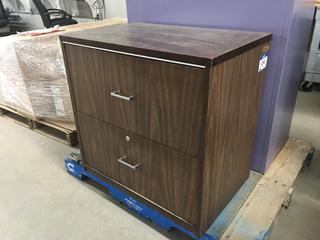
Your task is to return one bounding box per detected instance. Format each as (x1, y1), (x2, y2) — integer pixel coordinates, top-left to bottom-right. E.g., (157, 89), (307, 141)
(126, 0), (314, 172)
(266, 1), (315, 169)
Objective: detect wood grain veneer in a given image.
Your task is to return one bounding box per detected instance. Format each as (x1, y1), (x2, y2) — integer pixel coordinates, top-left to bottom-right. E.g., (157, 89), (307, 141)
(77, 111), (201, 226)
(200, 44), (268, 234)
(60, 23), (271, 66)
(60, 23), (272, 237)
(65, 45), (206, 157)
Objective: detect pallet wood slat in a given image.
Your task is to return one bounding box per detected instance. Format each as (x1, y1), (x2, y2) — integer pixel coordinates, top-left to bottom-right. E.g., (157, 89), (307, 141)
(0, 104), (78, 146)
(220, 138), (313, 240)
(0, 103), (37, 120)
(282, 187), (294, 209)
(207, 171), (262, 239)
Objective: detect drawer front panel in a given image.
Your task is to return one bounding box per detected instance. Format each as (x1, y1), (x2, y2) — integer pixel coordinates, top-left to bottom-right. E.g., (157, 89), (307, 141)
(65, 45), (206, 157)
(77, 112), (201, 225)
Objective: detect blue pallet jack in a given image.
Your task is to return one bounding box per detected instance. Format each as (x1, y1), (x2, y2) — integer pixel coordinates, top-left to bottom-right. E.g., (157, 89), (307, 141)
(64, 153), (216, 240)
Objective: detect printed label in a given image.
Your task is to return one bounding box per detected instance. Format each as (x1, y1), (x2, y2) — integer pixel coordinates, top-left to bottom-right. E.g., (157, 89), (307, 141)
(66, 162), (75, 173)
(124, 197), (143, 212)
(51, 86), (66, 116)
(258, 54), (268, 72)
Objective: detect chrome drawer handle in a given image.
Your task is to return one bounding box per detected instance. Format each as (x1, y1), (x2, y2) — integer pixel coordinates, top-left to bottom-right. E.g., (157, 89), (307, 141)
(110, 90), (134, 101)
(117, 156), (140, 170)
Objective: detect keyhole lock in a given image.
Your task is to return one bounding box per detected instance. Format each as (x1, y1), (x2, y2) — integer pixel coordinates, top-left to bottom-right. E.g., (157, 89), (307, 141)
(125, 136), (130, 142)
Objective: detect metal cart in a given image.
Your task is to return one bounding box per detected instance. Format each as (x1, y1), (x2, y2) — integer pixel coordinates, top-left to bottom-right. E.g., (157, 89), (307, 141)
(302, 6), (320, 90)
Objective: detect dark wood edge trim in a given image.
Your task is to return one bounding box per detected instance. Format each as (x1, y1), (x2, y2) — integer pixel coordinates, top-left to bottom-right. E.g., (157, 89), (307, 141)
(61, 41), (207, 69)
(84, 164), (198, 231)
(212, 35), (272, 65)
(60, 42), (85, 159)
(198, 63), (214, 236)
(59, 35), (211, 67)
(59, 34), (271, 67)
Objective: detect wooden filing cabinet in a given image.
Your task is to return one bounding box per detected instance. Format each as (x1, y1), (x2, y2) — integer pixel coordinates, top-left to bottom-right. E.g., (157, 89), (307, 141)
(60, 23), (271, 237)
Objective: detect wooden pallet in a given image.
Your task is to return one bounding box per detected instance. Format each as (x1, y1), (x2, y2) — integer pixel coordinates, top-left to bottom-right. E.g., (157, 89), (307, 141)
(0, 104), (78, 146)
(214, 138), (314, 240)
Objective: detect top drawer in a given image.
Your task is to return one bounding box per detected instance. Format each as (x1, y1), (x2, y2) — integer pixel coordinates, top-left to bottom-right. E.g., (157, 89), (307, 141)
(65, 44), (207, 157)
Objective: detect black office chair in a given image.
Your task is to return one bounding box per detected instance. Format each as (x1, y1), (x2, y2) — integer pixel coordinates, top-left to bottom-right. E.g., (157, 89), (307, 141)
(32, 0), (78, 28)
(0, 0), (8, 28)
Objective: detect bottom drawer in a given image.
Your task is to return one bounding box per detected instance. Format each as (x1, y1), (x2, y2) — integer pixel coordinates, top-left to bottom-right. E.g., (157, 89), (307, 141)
(77, 112), (201, 226)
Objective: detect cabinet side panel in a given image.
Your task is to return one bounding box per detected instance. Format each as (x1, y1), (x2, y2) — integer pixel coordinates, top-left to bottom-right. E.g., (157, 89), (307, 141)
(60, 43), (85, 156)
(200, 43), (270, 234)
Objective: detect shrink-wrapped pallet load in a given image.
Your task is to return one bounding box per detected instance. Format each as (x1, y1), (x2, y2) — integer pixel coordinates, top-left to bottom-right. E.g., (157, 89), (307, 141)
(0, 18), (127, 122)
(14, 34), (73, 121)
(0, 36), (34, 117)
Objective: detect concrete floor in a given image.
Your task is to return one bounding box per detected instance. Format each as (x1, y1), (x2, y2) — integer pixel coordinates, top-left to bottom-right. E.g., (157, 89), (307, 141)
(0, 116), (192, 240)
(0, 90), (319, 240)
(269, 90), (320, 240)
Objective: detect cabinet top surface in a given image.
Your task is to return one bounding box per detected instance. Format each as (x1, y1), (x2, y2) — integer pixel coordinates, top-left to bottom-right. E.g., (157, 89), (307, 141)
(60, 23), (271, 65)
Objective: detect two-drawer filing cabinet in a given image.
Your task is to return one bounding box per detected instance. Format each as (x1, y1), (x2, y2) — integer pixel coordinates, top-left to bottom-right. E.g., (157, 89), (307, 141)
(60, 23), (271, 237)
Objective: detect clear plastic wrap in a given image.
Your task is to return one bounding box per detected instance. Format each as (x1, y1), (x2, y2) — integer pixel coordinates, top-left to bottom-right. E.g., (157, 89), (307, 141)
(0, 36), (34, 116)
(0, 18), (127, 122)
(14, 34), (74, 121)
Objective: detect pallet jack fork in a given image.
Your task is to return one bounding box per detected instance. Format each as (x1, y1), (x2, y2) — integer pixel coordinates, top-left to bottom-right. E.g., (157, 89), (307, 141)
(64, 154), (216, 240)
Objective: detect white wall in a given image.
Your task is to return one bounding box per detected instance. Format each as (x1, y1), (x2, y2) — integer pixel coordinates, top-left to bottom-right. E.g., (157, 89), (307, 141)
(3, 0), (62, 13)
(3, 0), (127, 18)
(2, 0), (127, 30)
(3, 0), (30, 12)
(105, 0), (127, 18)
